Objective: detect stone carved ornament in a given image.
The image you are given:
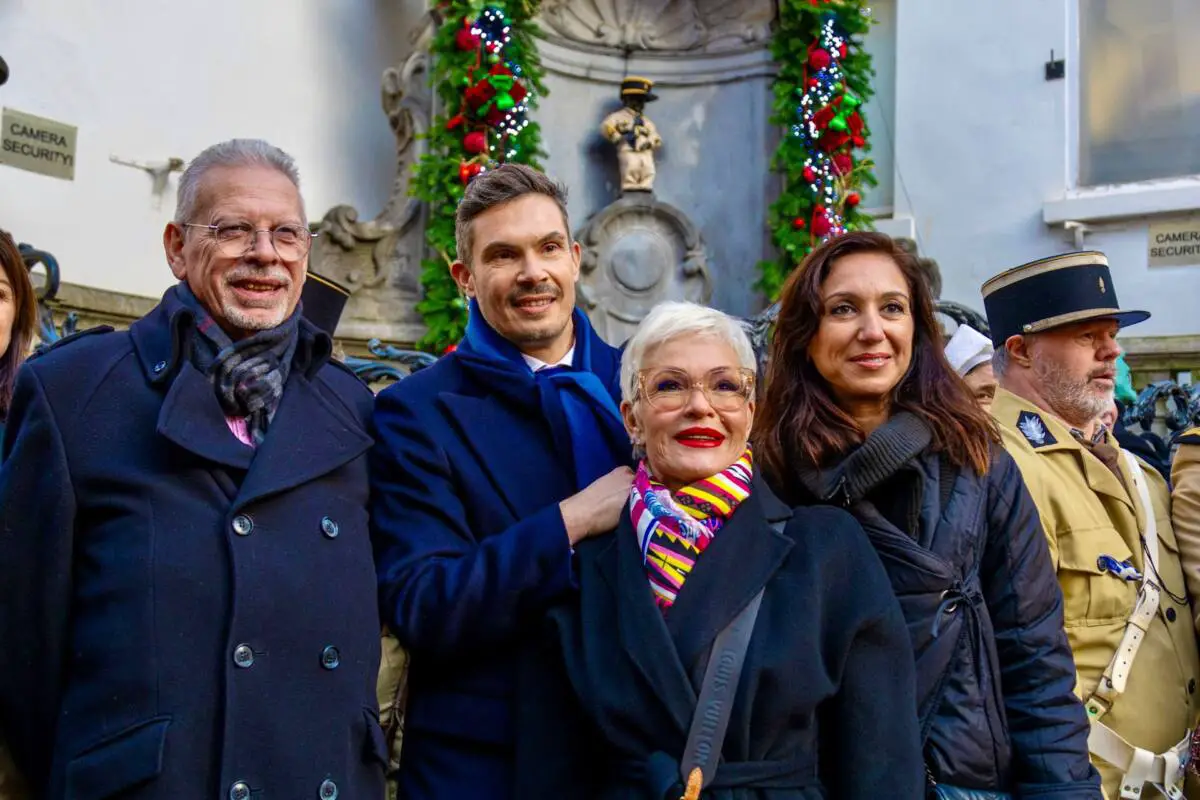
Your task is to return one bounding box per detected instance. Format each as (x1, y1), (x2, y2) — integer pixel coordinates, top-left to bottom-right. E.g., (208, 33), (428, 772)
(308, 24), (434, 343)
(538, 0), (774, 52)
(576, 193), (713, 345)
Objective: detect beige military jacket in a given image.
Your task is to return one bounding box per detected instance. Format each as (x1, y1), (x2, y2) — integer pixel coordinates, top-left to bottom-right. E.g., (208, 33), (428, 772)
(993, 389), (1200, 796)
(1171, 428), (1200, 632)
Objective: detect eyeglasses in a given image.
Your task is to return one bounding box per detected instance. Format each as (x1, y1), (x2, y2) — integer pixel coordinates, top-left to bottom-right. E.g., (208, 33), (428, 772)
(183, 221), (317, 261)
(636, 367), (755, 412)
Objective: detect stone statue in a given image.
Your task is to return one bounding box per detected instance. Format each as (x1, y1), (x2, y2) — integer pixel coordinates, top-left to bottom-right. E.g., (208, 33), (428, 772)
(600, 77), (663, 193)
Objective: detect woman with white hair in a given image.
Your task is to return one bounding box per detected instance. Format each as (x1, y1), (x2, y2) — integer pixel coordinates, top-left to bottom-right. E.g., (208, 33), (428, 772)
(548, 301), (923, 799)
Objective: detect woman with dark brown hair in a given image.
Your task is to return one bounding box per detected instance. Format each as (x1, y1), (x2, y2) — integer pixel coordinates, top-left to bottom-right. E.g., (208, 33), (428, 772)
(755, 232), (1099, 798)
(0, 229), (38, 438)
(0, 227), (36, 798)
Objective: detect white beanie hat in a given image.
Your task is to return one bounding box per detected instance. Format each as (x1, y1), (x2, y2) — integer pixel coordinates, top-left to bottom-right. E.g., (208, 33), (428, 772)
(945, 325), (993, 377)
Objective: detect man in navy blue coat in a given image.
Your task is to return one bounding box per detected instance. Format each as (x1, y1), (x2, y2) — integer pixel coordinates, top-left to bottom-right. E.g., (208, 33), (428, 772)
(370, 164), (633, 799)
(0, 140), (387, 799)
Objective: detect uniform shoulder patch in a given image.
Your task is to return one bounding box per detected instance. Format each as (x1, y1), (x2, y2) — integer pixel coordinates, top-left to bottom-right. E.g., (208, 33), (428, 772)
(27, 325), (116, 362)
(1016, 410), (1056, 448)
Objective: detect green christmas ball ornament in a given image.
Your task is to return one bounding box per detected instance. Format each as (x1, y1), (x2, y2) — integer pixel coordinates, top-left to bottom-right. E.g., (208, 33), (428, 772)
(487, 53), (500, 64)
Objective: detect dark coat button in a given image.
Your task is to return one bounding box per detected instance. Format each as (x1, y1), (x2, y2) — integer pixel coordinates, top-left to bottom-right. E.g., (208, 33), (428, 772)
(320, 516), (339, 539)
(229, 781), (250, 800)
(319, 778), (338, 799)
(1167, 607), (1177, 622)
(232, 515), (254, 537)
(152, 360), (167, 374)
(321, 646), (340, 670)
(233, 644), (255, 668)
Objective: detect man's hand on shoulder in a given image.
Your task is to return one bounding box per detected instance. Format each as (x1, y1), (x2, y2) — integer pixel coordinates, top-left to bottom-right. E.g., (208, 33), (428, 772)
(559, 466), (635, 546)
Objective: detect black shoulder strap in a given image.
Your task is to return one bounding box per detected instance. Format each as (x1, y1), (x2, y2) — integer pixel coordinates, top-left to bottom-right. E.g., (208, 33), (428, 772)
(678, 517), (781, 791)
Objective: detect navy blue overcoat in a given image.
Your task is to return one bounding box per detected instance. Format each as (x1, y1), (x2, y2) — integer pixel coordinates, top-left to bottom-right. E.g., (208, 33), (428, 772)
(0, 293), (387, 800)
(370, 342), (625, 800)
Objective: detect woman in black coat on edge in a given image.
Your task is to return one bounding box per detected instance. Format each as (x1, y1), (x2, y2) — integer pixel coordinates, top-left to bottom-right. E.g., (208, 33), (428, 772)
(548, 301), (924, 800)
(754, 232), (1100, 797)
(0, 229), (38, 448)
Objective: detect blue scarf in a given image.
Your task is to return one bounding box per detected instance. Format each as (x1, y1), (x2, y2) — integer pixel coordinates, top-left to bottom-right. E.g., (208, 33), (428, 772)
(455, 299), (629, 490)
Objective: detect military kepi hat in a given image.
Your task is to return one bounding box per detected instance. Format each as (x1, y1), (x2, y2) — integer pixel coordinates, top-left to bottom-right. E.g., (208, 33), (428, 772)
(301, 271), (351, 336)
(620, 76), (658, 102)
(980, 251), (1149, 348)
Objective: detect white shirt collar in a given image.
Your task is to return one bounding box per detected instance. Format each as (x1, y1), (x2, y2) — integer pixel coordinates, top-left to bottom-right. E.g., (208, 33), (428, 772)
(521, 343), (575, 372)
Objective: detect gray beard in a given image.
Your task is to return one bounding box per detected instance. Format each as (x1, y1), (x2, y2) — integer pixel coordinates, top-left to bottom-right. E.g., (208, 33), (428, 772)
(1032, 357), (1112, 428)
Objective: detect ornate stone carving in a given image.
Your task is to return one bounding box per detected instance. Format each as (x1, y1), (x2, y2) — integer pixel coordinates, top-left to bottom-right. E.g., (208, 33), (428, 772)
(575, 193), (712, 344)
(308, 23), (434, 345)
(538, 0), (773, 53)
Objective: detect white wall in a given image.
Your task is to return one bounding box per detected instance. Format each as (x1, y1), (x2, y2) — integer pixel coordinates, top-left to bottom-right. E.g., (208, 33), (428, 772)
(890, 0), (1199, 337)
(0, 0), (413, 298)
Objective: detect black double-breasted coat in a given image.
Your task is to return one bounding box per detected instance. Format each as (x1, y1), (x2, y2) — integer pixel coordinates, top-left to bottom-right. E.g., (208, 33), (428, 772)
(549, 479), (925, 800)
(0, 294), (387, 800)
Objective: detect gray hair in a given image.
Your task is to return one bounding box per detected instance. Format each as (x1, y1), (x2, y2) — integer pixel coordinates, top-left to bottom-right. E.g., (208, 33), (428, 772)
(454, 163), (570, 264)
(175, 139), (304, 224)
(991, 343), (1011, 378)
(620, 301), (757, 404)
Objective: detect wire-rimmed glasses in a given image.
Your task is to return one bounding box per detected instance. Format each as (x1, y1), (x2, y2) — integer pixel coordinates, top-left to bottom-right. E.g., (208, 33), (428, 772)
(636, 367), (755, 412)
(182, 221), (317, 261)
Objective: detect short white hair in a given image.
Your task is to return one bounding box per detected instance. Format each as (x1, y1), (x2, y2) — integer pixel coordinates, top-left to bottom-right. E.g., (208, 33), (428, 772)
(620, 301), (756, 404)
(175, 138), (304, 224)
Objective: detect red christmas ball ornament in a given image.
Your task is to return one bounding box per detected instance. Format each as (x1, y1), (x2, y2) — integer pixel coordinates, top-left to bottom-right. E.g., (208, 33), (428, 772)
(802, 166), (816, 183)
(833, 153), (854, 175)
(463, 131), (488, 154)
(443, 343), (459, 355)
(808, 78), (820, 89)
(458, 161), (483, 184)
(846, 192), (861, 207)
(455, 26), (481, 52)
(811, 215), (832, 237)
(808, 49), (831, 71)
(792, 217), (806, 230)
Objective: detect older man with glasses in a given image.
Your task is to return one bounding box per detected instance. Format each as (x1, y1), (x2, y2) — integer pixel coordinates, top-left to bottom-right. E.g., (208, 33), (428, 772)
(0, 139), (386, 800)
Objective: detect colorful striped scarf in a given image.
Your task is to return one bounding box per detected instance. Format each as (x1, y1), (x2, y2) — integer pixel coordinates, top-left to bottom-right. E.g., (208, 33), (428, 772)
(630, 448), (754, 611)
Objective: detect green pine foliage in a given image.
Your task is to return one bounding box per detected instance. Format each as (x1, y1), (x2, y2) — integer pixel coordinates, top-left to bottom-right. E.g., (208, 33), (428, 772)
(758, 0), (878, 300)
(411, 1), (547, 352)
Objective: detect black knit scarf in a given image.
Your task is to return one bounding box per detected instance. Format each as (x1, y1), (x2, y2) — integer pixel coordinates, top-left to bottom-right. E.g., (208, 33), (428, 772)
(794, 411), (933, 507)
(174, 282), (299, 445)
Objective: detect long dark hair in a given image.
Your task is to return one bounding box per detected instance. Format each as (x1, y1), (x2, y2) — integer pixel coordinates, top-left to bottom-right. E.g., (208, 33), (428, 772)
(754, 231), (996, 479)
(0, 229), (39, 419)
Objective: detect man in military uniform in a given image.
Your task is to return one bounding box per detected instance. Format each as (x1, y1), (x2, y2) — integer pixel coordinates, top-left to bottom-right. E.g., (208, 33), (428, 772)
(1172, 428), (1200, 632)
(984, 252), (1200, 799)
(600, 76), (663, 192)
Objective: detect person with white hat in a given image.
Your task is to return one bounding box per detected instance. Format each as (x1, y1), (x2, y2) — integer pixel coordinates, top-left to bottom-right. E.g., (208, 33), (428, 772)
(944, 324), (996, 411)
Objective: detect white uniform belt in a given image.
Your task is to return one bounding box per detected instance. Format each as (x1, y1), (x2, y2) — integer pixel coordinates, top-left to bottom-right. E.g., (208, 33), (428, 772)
(1088, 720), (1190, 800)
(1085, 449), (1162, 722)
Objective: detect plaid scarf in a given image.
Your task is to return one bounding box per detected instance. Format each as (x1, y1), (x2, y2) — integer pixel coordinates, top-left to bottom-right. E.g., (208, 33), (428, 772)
(630, 447), (753, 611)
(174, 282), (299, 446)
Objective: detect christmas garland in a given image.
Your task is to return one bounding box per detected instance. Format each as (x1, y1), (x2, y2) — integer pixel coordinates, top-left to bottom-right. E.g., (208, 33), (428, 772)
(411, 0), (546, 352)
(758, 0), (876, 300)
